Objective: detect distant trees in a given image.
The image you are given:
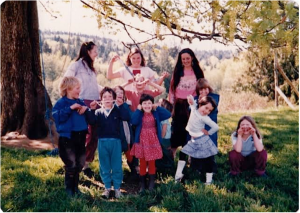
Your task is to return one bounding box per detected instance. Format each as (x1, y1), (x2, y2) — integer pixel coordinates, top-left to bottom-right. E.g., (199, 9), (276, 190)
(43, 41), (52, 53)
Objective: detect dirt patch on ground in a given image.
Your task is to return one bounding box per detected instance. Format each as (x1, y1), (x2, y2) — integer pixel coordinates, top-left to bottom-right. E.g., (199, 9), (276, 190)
(1, 132), (57, 151)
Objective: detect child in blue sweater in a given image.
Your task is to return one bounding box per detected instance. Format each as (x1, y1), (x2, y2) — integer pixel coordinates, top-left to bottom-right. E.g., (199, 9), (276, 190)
(52, 76), (93, 196)
(89, 87), (130, 199)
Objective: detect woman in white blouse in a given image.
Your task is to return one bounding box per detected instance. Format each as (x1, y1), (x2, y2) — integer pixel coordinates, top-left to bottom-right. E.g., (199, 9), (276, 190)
(107, 47), (168, 90)
(64, 41), (103, 177)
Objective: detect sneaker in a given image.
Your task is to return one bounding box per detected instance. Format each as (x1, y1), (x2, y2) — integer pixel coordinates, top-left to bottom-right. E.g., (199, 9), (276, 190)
(114, 189), (123, 199)
(83, 168), (94, 178)
(101, 189), (111, 199)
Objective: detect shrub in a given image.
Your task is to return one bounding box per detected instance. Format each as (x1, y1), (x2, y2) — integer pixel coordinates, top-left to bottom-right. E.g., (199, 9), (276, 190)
(218, 91), (274, 113)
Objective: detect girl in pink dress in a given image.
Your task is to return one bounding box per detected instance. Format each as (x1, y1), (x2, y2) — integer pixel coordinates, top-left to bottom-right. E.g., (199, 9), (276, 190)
(130, 94), (171, 192)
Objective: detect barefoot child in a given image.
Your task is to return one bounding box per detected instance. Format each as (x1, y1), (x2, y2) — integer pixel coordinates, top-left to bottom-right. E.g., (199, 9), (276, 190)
(130, 94), (171, 192)
(175, 95), (219, 185)
(89, 87), (130, 199)
(52, 76), (93, 196)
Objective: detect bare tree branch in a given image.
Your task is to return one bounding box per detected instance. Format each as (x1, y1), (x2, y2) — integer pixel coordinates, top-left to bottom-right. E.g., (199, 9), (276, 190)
(38, 0), (57, 19)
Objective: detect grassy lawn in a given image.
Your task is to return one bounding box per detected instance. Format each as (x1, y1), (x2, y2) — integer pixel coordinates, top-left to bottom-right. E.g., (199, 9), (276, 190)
(1, 107), (299, 212)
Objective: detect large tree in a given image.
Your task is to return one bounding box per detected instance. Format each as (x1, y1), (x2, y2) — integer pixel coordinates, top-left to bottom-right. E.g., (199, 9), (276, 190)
(1, 1), (52, 139)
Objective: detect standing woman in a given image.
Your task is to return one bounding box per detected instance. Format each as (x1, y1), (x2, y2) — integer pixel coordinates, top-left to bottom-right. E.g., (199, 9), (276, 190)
(64, 41), (103, 176)
(107, 47), (169, 90)
(168, 48), (204, 181)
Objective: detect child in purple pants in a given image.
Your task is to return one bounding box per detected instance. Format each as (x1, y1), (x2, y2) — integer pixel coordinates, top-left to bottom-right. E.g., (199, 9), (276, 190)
(228, 116), (267, 177)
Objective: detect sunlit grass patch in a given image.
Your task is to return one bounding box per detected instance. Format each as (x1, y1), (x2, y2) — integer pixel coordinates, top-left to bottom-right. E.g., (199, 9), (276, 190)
(1, 108), (298, 212)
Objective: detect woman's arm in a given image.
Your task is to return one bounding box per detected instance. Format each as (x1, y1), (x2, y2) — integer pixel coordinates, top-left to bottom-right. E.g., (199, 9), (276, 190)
(64, 62), (77, 77)
(120, 79), (134, 88)
(107, 55), (122, 79)
(155, 71), (170, 86)
(147, 80), (166, 93)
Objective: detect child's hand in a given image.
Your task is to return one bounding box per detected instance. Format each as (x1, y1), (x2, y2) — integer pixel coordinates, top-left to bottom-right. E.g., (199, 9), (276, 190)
(249, 126), (256, 135)
(201, 129), (209, 135)
(78, 106), (87, 115)
(152, 103), (158, 110)
(143, 78), (150, 84)
(70, 103), (82, 110)
(90, 101), (97, 110)
(160, 71), (170, 79)
(137, 104), (142, 110)
(237, 127), (244, 136)
(187, 95), (194, 105)
(128, 78), (134, 84)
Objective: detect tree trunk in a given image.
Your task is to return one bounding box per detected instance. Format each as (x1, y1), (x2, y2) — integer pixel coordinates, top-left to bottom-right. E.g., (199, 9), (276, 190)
(1, 1), (53, 139)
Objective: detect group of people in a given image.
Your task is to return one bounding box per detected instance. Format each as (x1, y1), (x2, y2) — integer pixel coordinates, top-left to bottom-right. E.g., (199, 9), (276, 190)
(52, 41), (268, 199)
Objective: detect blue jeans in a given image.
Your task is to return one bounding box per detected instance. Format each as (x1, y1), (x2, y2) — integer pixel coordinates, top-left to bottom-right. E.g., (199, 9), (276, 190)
(98, 138), (123, 189)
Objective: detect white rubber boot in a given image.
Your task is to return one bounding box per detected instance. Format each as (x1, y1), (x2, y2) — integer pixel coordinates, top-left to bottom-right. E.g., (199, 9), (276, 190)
(205, 173), (213, 185)
(175, 160), (186, 182)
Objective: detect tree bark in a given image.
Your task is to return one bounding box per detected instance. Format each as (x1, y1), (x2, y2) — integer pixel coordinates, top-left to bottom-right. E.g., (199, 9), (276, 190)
(1, 1), (53, 139)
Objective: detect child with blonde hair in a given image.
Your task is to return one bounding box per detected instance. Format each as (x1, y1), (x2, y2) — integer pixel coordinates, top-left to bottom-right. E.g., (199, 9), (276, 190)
(52, 76), (93, 196)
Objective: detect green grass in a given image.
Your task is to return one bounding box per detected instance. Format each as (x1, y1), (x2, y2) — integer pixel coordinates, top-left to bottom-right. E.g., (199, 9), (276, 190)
(1, 107), (299, 212)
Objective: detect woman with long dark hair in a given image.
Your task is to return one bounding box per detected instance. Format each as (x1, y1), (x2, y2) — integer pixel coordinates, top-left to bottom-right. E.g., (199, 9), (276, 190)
(168, 48), (204, 182)
(64, 41), (103, 177)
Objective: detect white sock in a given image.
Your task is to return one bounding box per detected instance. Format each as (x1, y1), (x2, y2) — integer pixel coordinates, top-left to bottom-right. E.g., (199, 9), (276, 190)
(175, 160), (186, 179)
(206, 173), (213, 184)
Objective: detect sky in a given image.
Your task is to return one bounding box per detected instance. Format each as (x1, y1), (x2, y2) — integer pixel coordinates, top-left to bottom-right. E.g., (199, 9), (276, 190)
(37, 0), (242, 51)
